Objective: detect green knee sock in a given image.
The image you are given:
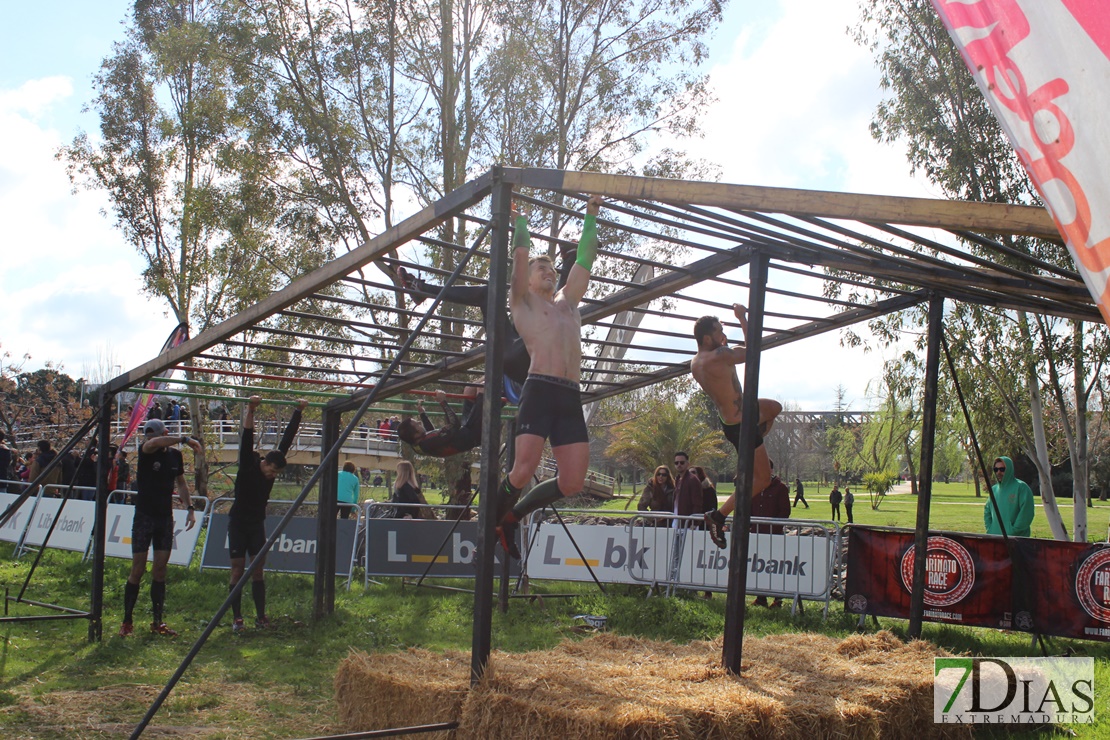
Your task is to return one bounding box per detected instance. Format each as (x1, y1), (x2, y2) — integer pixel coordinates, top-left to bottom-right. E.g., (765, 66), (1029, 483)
(508, 478), (569, 522)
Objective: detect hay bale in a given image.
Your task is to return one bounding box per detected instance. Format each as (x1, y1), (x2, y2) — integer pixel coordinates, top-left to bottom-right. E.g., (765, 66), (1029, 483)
(335, 631), (972, 739)
(334, 647), (469, 736)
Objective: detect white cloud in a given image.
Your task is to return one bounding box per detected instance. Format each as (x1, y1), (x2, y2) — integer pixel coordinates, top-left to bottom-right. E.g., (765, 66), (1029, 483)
(691, 0), (934, 197)
(0, 77), (177, 378)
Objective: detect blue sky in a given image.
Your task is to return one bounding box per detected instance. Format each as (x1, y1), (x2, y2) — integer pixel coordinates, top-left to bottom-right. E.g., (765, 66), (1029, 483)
(0, 0), (937, 410)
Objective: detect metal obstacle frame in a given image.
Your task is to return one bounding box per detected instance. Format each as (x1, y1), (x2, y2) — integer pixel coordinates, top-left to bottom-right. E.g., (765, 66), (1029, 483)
(5, 167), (1090, 736)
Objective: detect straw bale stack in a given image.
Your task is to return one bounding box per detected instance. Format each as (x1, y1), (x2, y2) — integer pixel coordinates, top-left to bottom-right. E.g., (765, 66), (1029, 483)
(335, 630), (971, 739)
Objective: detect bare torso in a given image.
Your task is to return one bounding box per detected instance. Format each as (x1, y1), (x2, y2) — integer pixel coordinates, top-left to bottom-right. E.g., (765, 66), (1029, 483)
(691, 346), (744, 424)
(512, 290), (583, 382)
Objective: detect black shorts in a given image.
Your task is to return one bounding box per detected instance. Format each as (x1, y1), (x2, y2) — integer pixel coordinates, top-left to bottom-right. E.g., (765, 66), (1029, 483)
(132, 510), (175, 554)
(515, 375), (588, 447)
(722, 421), (763, 452)
(227, 517), (267, 560)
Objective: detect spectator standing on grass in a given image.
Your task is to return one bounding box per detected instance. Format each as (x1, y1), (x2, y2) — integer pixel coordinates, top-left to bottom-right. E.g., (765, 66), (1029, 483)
(672, 452), (703, 526)
(75, 449), (98, 500)
(169, 400), (182, 434)
(337, 461), (360, 519)
(27, 440), (63, 494)
(793, 476), (809, 508)
(0, 432), (13, 491)
(693, 466), (717, 515)
(751, 464), (790, 608)
(844, 487), (855, 524)
(18, 452), (31, 483)
(829, 485), (842, 522)
(638, 465), (675, 516)
(391, 460), (425, 519)
(984, 456), (1035, 537)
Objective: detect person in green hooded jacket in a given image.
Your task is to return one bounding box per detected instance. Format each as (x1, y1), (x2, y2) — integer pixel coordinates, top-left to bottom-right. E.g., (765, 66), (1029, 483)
(984, 456), (1035, 537)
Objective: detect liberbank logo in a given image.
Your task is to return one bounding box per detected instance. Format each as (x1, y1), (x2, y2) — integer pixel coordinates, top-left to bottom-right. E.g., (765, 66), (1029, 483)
(934, 657), (1093, 724)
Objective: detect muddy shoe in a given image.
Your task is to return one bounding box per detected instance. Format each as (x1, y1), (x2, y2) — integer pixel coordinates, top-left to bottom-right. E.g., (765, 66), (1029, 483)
(150, 622), (178, 637)
(704, 509), (728, 549)
(396, 267), (428, 306)
(118, 622), (134, 637)
(232, 617), (245, 634)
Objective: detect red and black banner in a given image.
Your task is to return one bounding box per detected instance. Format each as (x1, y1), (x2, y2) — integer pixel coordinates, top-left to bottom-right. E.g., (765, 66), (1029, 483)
(846, 527), (1110, 642)
(845, 527), (1019, 630)
(1011, 538), (1110, 642)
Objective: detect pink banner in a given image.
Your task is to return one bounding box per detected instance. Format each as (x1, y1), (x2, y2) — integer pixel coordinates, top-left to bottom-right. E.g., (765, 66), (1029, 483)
(932, 0), (1110, 323)
(119, 323), (189, 446)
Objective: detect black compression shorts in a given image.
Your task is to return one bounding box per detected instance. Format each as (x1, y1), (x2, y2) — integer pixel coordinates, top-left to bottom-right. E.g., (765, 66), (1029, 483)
(723, 421), (741, 452)
(515, 374), (588, 446)
(227, 517), (267, 560)
(132, 510), (175, 554)
(722, 420), (763, 452)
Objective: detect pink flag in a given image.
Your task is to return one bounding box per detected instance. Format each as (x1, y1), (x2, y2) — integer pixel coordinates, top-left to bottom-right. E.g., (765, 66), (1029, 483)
(932, 0), (1110, 323)
(119, 323), (189, 446)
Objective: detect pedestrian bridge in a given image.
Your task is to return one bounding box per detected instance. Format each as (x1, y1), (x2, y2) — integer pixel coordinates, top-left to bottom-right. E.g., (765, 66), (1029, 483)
(16, 420), (617, 492)
(126, 420), (407, 471)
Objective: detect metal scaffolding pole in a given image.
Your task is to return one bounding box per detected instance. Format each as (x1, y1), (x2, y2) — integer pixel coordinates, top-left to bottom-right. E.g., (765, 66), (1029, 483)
(722, 251), (769, 674)
(909, 293), (945, 638)
(315, 408), (341, 619)
(89, 395), (113, 642)
(471, 173), (510, 684)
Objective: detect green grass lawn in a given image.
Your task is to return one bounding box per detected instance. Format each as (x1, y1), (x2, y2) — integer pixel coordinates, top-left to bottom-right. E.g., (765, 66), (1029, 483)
(605, 480), (1109, 541)
(5, 482), (1104, 737)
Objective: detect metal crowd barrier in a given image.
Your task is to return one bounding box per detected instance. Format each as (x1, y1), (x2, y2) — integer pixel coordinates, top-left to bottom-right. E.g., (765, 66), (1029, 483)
(360, 501), (477, 589)
(200, 497), (361, 579)
(624, 512), (842, 616)
(0, 483), (212, 562)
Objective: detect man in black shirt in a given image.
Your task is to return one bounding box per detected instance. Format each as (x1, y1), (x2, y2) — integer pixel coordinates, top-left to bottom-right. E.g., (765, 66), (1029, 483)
(119, 418), (201, 637)
(227, 395), (307, 633)
(0, 432), (13, 492)
(396, 387), (483, 458)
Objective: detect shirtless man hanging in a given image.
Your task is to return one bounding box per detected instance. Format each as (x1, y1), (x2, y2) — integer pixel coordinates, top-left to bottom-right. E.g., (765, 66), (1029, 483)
(691, 304), (782, 549)
(494, 194), (603, 558)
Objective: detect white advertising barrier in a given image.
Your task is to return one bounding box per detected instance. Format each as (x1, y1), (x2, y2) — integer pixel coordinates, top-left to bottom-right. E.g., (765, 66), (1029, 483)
(0, 492), (33, 544)
(524, 516), (834, 599)
(103, 504), (205, 567)
(627, 514), (837, 599)
(0, 492), (95, 552)
(524, 521), (672, 585)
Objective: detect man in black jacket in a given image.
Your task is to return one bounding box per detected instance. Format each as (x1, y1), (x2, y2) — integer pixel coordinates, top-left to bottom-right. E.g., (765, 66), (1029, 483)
(227, 395), (308, 633)
(396, 387), (483, 458)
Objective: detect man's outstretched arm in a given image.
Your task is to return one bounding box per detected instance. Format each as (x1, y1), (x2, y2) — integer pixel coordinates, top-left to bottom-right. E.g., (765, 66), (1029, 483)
(241, 396), (261, 468)
(509, 203), (532, 311)
(278, 399), (309, 454)
(561, 195), (602, 307)
(717, 303), (750, 364)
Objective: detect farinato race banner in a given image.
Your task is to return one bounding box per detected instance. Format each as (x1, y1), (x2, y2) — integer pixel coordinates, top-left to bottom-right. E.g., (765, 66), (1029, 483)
(931, 0), (1110, 322)
(845, 527), (1019, 629)
(1011, 538), (1110, 642)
